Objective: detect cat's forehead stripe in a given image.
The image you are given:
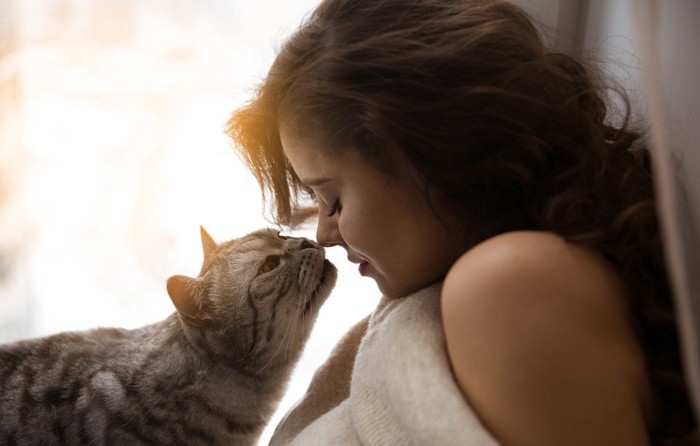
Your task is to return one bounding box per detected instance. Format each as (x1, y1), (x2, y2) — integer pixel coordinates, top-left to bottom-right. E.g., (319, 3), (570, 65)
(235, 234), (277, 253)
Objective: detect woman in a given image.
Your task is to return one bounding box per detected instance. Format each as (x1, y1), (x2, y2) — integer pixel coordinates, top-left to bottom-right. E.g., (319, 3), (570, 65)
(228, 0), (696, 444)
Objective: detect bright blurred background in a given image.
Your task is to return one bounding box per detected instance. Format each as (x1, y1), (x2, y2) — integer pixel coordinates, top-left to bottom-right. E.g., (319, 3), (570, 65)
(0, 0), (380, 443)
(2, 0), (699, 444)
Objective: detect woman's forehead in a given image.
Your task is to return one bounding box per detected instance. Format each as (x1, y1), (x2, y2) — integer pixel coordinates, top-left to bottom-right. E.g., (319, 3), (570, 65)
(281, 127), (335, 181)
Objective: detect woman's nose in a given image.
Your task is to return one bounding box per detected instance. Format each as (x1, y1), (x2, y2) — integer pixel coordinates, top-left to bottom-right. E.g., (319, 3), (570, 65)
(316, 213), (343, 247)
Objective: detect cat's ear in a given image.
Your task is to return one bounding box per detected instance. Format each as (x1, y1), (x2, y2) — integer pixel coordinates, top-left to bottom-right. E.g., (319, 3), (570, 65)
(167, 275), (207, 322)
(200, 226), (217, 258)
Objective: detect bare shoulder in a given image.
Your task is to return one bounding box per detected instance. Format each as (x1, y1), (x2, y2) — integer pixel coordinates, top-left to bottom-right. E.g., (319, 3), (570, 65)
(441, 231), (654, 445)
(444, 231), (629, 312)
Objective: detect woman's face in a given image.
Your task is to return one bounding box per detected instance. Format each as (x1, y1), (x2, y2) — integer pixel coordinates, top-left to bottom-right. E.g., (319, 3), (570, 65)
(280, 125), (467, 298)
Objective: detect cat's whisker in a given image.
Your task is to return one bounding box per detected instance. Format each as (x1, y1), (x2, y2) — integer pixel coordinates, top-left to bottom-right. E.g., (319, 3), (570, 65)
(273, 312), (297, 371)
(256, 321), (290, 375)
(284, 310), (300, 365)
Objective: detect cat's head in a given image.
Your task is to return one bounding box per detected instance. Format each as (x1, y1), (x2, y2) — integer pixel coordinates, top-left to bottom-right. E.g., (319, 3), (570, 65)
(166, 227), (337, 372)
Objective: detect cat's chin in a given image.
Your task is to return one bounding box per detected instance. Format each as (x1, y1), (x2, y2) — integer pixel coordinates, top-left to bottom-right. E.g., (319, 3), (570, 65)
(304, 260), (337, 315)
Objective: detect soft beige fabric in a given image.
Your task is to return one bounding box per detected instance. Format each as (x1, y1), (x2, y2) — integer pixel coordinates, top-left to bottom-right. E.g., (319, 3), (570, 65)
(270, 314), (371, 444)
(270, 284), (500, 445)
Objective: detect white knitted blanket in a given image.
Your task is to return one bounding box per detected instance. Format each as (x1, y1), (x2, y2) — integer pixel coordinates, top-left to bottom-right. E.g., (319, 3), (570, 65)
(276, 284), (500, 445)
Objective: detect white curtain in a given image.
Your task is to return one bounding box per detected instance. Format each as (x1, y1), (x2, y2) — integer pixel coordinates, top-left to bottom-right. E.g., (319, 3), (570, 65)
(517, 0), (700, 430)
(630, 0), (700, 429)
(520, 0), (700, 428)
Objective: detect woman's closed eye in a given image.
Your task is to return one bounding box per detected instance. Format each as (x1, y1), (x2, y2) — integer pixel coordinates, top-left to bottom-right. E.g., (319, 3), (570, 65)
(303, 185), (339, 217)
(326, 199), (341, 217)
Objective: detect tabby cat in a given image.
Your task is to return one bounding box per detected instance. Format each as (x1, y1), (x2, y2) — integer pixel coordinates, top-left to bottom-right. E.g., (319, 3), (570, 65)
(0, 227), (337, 445)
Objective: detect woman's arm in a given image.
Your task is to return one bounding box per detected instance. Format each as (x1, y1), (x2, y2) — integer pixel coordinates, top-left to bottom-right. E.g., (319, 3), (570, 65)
(441, 231), (655, 445)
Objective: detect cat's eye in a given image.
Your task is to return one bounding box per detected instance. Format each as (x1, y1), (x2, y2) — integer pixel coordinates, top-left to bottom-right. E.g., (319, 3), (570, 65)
(260, 255), (281, 273)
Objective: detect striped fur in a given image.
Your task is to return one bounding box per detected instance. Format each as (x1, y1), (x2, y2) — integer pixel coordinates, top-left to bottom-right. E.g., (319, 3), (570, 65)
(0, 228), (336, 445)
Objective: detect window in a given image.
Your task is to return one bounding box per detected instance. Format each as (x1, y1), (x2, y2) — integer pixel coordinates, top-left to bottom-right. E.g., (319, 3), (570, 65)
(0, 1), (378, 443)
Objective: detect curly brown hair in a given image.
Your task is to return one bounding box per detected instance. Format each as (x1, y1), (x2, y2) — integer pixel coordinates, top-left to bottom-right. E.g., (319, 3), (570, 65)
(227, 0), (696, 442)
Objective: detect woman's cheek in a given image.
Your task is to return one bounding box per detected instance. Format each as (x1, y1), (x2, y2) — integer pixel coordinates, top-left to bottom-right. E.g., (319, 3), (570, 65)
(337, 217), (358, 250)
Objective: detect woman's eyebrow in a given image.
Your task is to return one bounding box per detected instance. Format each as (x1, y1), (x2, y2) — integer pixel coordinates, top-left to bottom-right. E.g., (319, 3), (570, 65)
(304, 177), (332, 187)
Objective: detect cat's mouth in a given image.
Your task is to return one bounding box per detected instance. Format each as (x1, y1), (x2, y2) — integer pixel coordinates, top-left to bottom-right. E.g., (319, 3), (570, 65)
(304, 260), (337, 315)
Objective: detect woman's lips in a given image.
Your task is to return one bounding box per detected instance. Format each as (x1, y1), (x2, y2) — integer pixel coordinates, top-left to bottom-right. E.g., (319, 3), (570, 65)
(358, 262), (369, 276)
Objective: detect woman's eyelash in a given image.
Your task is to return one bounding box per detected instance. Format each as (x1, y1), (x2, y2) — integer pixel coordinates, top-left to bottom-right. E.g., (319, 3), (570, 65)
(303, 184), (337, 216)
(326, 199), (340, 217)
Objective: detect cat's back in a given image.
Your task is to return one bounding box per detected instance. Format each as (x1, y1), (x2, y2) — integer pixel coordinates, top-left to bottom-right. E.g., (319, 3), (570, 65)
(0, 324), (155, 376)
(1, 326), (134, 375)
(0, 323), (165, 445)
(0, 317), (261, 445)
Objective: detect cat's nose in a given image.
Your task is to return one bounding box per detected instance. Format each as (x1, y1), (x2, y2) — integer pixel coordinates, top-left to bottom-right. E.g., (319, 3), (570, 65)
(288, 238), (321, 251)
(301, 239), (320, 250)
